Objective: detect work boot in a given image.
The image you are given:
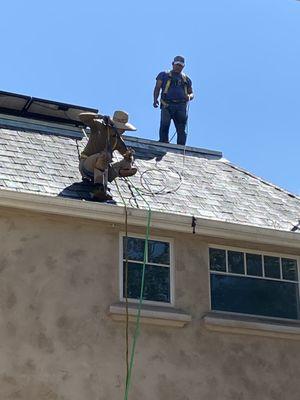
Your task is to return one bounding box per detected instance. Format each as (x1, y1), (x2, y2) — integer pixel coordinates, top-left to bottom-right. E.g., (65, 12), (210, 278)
(91, 190), (113, 202)
(119, 167), (137, 178)
(90, 185), (113, 202)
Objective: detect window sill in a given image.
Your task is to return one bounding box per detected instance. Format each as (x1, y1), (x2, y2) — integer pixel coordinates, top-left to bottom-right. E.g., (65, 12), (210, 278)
(203, 311), (300, 341)
(109, 302), (191, 328)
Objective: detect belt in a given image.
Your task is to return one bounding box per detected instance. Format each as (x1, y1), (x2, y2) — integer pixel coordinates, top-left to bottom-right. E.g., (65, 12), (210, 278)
(161, 99), (187, 106)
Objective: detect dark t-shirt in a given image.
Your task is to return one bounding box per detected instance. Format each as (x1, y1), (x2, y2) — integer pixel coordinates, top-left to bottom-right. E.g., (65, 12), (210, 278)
(156, 71), (192, 102)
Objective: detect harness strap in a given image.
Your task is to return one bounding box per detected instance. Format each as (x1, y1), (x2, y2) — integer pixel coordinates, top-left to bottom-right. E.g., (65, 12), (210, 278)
(163, 72), (172, 95)
(160, 99), (168, 107)
(162, 71), (189, 99)
(182, 73), (188, 97)
(80, 153), (88, 160)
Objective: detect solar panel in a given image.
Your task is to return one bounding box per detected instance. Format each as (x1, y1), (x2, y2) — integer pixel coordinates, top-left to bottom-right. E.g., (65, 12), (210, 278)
(27, 97), (98, 125)
(0, 91), (30, 113)
(0, 90), (98, 126)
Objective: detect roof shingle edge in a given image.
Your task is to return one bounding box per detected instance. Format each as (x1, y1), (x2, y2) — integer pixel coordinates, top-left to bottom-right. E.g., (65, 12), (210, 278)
(0, 188), (300, 249)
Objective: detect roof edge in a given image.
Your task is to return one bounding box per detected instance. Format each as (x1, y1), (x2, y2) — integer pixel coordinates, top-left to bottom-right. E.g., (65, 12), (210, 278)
(123, 135), (223, 158)
(0, 113), (83, 138)
(227, 162), (300, 202)
(0, 189), (299, 248)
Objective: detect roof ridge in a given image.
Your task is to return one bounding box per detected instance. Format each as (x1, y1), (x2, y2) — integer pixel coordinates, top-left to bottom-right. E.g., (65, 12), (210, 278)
(226, 161), (300, 202)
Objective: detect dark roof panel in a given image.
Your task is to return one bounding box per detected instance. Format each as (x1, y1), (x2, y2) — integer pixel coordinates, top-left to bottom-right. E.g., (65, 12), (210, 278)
(0, 92), (30, 113)
(0, 90), (98, 126)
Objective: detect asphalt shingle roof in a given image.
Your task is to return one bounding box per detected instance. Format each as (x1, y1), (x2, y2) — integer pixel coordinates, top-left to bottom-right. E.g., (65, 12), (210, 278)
(0, 126), (300, 233)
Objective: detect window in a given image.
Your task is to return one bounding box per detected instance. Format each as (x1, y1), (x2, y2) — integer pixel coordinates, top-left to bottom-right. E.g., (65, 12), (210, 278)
(120, 235), (173, 304)
(209, 247), (300, 320)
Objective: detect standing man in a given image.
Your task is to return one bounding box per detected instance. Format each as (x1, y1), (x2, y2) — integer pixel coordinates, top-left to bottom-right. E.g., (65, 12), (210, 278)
(153, 56), (194, 145)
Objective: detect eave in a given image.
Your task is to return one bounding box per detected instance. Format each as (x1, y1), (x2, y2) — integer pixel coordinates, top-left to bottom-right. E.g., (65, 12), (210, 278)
(0, 188), (299, 248)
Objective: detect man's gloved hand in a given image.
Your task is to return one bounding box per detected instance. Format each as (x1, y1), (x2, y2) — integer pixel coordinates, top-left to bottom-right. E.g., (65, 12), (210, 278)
(186, 94), (194, 102)
(153, 100), (159, 108)
(102, 115), (114, 126)
(123, 148), (135, 161)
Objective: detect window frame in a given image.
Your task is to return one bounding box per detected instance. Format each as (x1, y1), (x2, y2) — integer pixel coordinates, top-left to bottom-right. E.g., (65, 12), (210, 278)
(119, 232), (175, 307)
(208, 244), (300, 320)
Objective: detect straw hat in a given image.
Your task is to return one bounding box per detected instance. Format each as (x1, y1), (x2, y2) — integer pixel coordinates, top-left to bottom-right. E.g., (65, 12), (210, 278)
(112, 110), (136, 131)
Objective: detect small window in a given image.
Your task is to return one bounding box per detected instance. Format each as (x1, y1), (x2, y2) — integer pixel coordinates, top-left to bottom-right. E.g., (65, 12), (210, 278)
(282, 258), (298, 281)
(228, 251), (244, 274)
(209, 246), (300, 320)
(246, 253), (262, 277)
(121, 235), (172, 304)
(209, 248), (226, 272)
(264, 256), (280, 279)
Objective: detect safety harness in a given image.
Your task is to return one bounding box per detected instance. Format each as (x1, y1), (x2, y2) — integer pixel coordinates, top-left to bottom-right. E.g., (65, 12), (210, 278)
(161, 71), (189, 107)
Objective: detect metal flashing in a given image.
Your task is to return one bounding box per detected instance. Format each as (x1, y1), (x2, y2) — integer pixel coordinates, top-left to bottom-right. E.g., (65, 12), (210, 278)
(124, 134), (223, 159)
(0, 113), (83, 138)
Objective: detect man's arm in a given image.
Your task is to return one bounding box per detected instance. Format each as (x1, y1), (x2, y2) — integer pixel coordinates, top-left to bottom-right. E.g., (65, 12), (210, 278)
(78, 112), (102, 132)
(187, 83), (194, 101)
(115, 135), (128, 156)
(115, 136), (135, 162)
(153, 79), (162, 108)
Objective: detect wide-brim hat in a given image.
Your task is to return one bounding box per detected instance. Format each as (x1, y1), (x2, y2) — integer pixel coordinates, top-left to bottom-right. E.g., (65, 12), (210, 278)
(112, 110), (136, 131)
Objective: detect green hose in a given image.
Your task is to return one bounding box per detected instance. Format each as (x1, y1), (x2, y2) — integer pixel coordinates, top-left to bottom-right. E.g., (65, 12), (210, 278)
(124, 207), (151, 400)
(114, 178), (152, 400)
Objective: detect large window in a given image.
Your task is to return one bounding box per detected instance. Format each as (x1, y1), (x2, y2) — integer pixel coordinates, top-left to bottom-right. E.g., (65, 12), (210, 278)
(120, 235), (173, 304)
(209, 247), (300, 320)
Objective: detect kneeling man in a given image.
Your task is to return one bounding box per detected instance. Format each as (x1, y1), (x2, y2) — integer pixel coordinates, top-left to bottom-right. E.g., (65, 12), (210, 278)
(79, 110), (137, 201)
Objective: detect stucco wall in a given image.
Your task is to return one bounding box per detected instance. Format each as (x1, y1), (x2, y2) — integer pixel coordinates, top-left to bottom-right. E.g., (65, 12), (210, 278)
(0, 208), (299, 400)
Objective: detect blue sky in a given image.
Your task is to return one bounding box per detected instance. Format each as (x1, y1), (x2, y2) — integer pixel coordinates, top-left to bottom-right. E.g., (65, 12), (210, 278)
(1, 1), (299, 194)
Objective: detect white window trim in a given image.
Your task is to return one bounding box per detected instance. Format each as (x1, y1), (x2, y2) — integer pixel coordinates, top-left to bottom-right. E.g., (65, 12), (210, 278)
(119, 232), (175, 307)
(208, 244), (300, 320)
(204, 311), (300, 341)
(208, 244), (300, 282)
(208, 244), (300, 263)
(109, 302), (191, 328)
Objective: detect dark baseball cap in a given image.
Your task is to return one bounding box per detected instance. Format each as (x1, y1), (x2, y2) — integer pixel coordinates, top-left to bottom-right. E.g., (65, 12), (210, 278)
(173, 55), (185, 66)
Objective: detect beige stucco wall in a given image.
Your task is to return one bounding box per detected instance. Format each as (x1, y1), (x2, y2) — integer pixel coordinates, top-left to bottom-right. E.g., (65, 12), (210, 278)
(0, 207), (300, 400)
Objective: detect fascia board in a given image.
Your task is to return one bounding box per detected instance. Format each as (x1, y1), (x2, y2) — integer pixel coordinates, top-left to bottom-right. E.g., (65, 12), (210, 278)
(0, 188), (299, 248)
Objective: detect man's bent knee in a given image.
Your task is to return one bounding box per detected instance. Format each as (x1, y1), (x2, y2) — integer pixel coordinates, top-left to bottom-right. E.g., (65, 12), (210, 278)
(95, 153), (108, 171)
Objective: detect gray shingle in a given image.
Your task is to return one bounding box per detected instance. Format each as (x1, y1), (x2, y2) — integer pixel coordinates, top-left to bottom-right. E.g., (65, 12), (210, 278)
(0, 127), (300, 233)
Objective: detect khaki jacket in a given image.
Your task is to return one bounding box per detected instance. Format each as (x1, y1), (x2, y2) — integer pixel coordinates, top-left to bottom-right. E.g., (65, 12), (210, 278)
(81, 120), (127, 158)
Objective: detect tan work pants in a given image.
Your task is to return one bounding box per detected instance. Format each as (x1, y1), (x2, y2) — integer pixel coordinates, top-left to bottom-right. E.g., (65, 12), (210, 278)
(79, 151), (133, 184)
